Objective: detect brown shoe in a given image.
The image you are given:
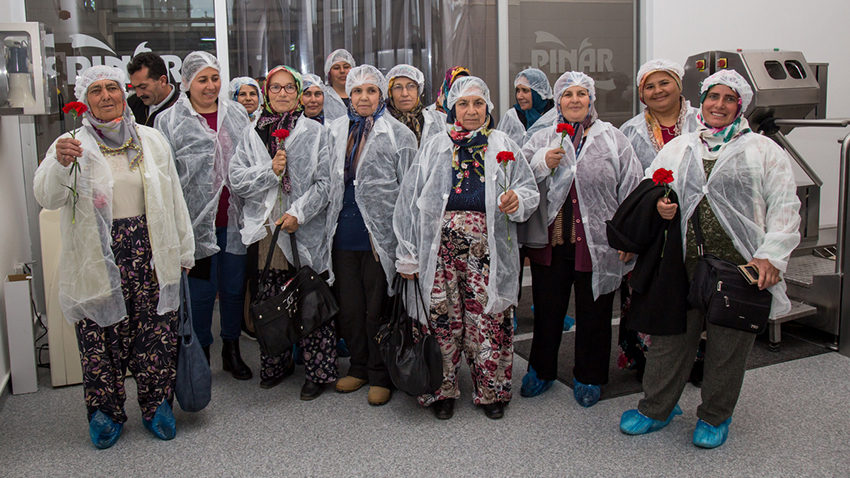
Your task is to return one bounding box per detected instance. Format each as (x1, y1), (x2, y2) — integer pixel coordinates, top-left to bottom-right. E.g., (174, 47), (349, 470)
(335, 376), (368, 393)
(367, 386), (392, 406)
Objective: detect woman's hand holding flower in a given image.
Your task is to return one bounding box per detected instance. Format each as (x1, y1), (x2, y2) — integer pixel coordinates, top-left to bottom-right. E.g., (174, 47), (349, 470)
(545, 147), (565, 170)
(499, 190), (519, 214)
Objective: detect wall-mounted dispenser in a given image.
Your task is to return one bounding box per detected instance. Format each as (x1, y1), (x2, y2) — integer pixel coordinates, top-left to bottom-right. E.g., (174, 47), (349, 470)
(0, 22), (56, 115)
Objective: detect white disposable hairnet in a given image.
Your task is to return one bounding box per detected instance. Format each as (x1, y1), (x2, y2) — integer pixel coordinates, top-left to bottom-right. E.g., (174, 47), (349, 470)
(636, 58), (685, 88)
(75, 65), (128, 106)
(180, 51), (221, 93)
(302, 73), (323, 91)
(324, 49), (356, 77)
(228, 77), (263, 106)
(553, 71), (596, 103)
(700, 69), (754, 112)
(387, 64), (425, 95)
(515, 68), (553, 100)
(446, 76), (494, 111)
(345, 65), (388, 98)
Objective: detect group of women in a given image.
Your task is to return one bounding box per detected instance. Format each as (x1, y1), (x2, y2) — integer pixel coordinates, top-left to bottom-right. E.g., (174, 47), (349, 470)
(36, 47), (800, 451)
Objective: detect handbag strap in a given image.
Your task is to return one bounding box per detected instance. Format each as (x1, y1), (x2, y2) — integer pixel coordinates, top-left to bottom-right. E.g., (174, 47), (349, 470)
(690, 204), (705, 256)
(179, 270), (193, 340)
(258, 224), (302, 292)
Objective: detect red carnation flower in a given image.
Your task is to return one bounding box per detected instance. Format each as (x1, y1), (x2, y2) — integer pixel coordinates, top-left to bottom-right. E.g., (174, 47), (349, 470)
(271, 129), (290, 140)
(556, 123), (574, 135)
(652, 168), (674, 186)
(62, 101), (88, 116)
(496, 151), (515, 164)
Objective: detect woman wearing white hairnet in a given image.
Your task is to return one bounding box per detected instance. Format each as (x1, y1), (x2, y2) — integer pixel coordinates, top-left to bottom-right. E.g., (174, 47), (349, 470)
(155, 51), (254, 381)
(616, 59), (701, 381)
(519, 71), (641, 405)
(36, 65), (194, 448)
(229, 76), (263, 127)
(301, 73), (326, 124)
(386, 64), (446, 146)
(327, 65), (418, 406)
(395, 76), (539, 420)
(231, 65), (338, 399)
(497, 68), (555, 147)
(322, 49), (356, 122)
(619, 70), (800, 449)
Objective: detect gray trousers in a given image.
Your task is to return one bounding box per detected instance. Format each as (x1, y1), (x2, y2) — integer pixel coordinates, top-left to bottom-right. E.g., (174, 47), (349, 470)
(638, 308), (756, 427)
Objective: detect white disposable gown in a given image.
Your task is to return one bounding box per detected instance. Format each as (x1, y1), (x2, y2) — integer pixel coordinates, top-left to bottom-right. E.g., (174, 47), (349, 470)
(395, 130), (540, 316)
(34, 126), (195, 327)
(522, 120), (642, 299)
(497, 108), (527, 146)
(619, 102), (701, 171)
(322, 84), (348, 123)
(646, 129), (801, 317)
(230, 116), (332, 274)
(326, 113), (418, 286)
(155, 95), (251, 259)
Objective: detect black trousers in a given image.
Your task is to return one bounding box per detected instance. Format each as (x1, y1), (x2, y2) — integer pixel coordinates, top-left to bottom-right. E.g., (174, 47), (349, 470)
(332, 249), (391, 387)
(528, 242), (615, 385)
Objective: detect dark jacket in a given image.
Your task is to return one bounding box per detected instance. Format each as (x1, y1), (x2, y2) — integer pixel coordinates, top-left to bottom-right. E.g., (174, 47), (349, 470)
(607, 178), (687, 335)
(128, 85), (179, 127)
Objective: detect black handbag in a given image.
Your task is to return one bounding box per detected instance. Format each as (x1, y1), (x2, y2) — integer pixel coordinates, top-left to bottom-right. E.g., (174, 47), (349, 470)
(249, 225), (339, 357)
(175, 270), (212, 412)
(687, 206), (772, 334)
(376, 275), (444, 396)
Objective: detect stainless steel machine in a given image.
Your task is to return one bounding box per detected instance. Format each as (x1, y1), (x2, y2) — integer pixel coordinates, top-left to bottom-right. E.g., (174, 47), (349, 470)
(682, 50), (850, 354)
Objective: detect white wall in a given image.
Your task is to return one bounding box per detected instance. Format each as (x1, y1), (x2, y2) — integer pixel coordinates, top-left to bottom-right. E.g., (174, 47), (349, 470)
(0, 0), (34, 394)
(645, 0), (850, 228)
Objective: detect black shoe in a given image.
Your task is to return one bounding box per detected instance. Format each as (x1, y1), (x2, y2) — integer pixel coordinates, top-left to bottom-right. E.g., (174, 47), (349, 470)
(432, 399), (455, 420)
(300, 380), (325, 401)
(259, 358), (295, 389)
(202, 345), (210, 365)
(221, 339), (253, 380)
(482, 402), (505, 420)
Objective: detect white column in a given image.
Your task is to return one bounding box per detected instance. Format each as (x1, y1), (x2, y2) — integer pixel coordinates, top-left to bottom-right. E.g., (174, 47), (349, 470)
(497, 0), (509, 118)
(214, 0), (231, 88)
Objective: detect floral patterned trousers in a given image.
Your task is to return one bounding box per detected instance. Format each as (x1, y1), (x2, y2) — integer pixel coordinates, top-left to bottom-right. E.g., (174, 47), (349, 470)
(420, 211), (513, 406)
(75, 215), (178, 424)
(258, 268), (339, 384)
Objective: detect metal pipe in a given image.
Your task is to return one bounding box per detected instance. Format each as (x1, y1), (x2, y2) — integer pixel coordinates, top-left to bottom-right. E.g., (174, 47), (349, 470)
(839, 130), (850, 357)
(773, 118), (850, 128)
(768, 130), (824, 186)
(838, 131), (850, 271)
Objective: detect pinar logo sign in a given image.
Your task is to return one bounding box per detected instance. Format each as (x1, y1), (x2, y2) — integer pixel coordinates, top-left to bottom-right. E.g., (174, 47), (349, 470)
(531, 34), (616, 91)
(45, 34), (186, 85)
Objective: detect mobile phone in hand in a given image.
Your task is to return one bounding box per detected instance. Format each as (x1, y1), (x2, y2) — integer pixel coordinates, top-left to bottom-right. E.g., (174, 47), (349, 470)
(738, 264), (759, 286)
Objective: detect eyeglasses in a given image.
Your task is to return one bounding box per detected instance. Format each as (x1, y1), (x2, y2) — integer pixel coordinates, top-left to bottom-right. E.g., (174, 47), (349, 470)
(268, 84), (297, 94)
(391, 83), (419, 93)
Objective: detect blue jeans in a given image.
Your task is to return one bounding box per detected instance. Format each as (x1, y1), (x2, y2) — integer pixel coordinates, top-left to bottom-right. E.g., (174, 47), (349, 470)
(189, 227), (247, 346)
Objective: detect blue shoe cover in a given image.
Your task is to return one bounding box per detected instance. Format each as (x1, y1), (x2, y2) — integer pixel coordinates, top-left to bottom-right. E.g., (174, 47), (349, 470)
(512, 312), (518, 331)
(620, 405), (683, 435)
(520, 367), (554, 397)
(143, 401), (176, 440)
(563, 314), (575, 331)
(573, 379), (602, 407)
(89, 410), (123, 449)
(294, 344), (304, 365)
(693, 418), (731, 449)
(336, 339), (351, 358)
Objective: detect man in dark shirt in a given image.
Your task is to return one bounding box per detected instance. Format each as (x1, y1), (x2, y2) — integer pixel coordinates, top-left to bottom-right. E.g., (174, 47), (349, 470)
(127, 52), (179, 126)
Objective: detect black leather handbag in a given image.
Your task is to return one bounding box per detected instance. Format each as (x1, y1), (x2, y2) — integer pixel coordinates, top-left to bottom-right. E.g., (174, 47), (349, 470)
(687, 207), (772, 334)
(249, 225), (339, 357)
(376, 275), (444, 396)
